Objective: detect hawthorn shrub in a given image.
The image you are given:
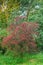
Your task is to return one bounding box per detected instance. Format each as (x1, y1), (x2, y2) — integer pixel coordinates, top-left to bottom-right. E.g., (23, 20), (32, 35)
(2, 22), (39, 54)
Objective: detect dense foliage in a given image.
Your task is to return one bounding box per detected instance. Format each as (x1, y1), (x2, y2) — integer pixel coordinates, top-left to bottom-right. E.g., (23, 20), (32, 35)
(2, 22), (39, 54)
(0, 0), (43, 56)
(0, 0), (43, 65)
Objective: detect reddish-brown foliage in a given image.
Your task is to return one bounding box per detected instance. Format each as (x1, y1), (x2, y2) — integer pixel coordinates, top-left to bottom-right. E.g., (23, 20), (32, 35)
(2, 22), (39, 53)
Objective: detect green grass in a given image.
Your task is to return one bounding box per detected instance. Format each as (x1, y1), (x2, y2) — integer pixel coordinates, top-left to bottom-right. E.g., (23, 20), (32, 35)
(0, 52), (43, 65)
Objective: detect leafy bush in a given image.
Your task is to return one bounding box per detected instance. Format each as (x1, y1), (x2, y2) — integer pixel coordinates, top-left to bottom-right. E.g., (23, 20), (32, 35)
(2, 22), (39, 55)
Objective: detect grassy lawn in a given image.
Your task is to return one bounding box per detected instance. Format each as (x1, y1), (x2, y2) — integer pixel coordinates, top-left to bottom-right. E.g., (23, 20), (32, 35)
(0, 52), (43, 65)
